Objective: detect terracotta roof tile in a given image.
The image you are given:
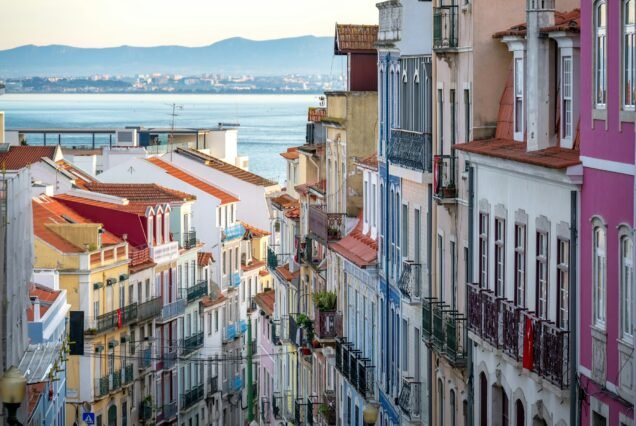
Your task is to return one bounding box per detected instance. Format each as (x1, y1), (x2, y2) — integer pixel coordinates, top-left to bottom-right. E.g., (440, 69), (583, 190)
(335, 24), (379, 54)
(254, 290), (275, 315)
(27, 284), (62, 322)
(147, 157), (239, 205)
(285, 207), (301, 221)
(200, 293), (226, 308)
(280, 147), (300, 161)
(54, 193), (152, 215)
(309, 180), (327, 196)
(494, 9), (580, 38)
(356, 152), (378, 171)
(84, 182), (196, 203)
(0, 146), (59, 170)
(175, 148), (277, 187)
(242, 260), (266, 272)
(241, 221), (271, 238)
(26, 383), (45, 420)
(270, 193), (299, 210)
(56, 159), (97, 187)
(330, 213), (377, 268)
(275, 264), (299, 282)
(308, 107), (327, 123)
(198, 251), (214, 266)
(259, 270), (270, 277)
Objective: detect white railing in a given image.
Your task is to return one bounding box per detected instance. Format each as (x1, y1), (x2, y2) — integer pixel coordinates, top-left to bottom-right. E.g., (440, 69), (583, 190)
(150, 241), (179, 264)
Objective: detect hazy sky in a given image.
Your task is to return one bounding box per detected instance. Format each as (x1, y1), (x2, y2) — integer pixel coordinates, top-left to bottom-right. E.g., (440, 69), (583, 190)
(0, 0), (378, 50)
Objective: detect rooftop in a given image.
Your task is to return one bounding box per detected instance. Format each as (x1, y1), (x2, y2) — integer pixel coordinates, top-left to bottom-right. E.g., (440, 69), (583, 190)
(27, 284), (62, 322)
(254, 290), (275, 316)
(355, 152), (379, 171)
(270, 193), (299, 210)
(275, 263), (300, 282)
(0, 145), (61, 170)
(493, 9), (580, 38)
(330, 213), (377, 268)
(242, 260), (266, 272)
(308, 107), (327, 123)
(147, 157), (239, 205)
(241, 221), (271, 238)
(84, 182), (196, 203)
(176, 147), (277, 187)
(56, 159), (97, 188)
(280, 147), (300, 161)
(335, 24), (379, 54)
(198, 251), (214, 266)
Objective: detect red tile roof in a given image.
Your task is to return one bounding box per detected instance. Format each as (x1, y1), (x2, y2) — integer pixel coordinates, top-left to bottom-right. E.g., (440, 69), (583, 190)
(56, 159), (97, 187)
(242, 260), (266, 272)
(259, 270), (270, 277)
(241, 221), (271, 238)
(285, 207), (301, 221)
(270, 193), (299, 210)
(356, 152), (378, 171)
(54, 193), (152, 215)
(198, 251), (214, 266)
(308, 107), (327, 123)
(330, 213), (377, 268)
(26, 383), (45, 420)
(84, 183), (196, 203)
(176, 148), (277, 187)
(0, 146), (60, 170)
(147, 157), (239, 205)
(309, 180), (327, 196)
(494, 9), (580, 38)
(27, 284), (62, 322)
(275, 264), (300, 282)
(200, 292), (226, 308)
(335, 24), (379, 54)
(254, 290), (275, 315)
(280, 147), (300, 161)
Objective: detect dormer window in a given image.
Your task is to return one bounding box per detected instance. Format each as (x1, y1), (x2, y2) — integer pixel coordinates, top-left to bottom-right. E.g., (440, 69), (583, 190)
(156, 213), (162, 245)
(147, 216), (154, 247)
(624, 0), (635, 110)
(514, 57), (524, 140)
(164, 210), (170, 243)
(595, 0), (608, 109)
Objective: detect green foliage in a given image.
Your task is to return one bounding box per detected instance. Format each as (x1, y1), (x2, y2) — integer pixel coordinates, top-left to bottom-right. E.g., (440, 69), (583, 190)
(312, 291), (337, 311)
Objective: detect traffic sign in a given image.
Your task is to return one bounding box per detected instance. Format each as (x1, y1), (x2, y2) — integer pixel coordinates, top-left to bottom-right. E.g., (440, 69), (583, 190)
(82, 412), (95, 425)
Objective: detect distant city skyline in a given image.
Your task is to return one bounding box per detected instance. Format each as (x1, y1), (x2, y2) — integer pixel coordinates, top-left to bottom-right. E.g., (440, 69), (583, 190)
(0, 0), (378, 50)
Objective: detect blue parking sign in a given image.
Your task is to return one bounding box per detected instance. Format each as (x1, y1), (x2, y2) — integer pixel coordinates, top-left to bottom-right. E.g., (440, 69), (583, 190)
(82, 412), (95, 425)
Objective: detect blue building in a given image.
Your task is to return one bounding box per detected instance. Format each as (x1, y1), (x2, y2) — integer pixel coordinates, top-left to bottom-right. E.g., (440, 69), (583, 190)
(19, 275), (70, 426)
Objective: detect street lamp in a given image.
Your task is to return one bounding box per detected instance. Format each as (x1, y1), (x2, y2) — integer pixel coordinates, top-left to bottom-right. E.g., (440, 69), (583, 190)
(362, 403), (379, 426)
(0, 366), (27, 426)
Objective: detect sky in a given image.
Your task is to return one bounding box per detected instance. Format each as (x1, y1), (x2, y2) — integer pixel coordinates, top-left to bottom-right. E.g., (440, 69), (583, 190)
(0, 0), (378, 50)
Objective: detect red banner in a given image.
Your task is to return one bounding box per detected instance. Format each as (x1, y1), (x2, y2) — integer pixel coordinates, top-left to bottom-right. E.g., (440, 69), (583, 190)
(117, 308), (123, 329)
(433, 155), (440, 193)
(522, 317), (533, 370)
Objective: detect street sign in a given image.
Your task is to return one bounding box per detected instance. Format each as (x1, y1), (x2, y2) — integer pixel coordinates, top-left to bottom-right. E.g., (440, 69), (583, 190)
(82, 412), (95, 425)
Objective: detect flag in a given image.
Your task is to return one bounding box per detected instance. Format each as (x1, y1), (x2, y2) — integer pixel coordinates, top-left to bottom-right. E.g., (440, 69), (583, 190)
(522, 317), (533, 370)
(433, 155), (440, 193)
(117, 308), (123, 329)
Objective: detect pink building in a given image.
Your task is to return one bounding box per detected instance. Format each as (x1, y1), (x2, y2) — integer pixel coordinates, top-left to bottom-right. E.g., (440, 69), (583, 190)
(580, 0), (635, 424)
(253, 290), (276, 424)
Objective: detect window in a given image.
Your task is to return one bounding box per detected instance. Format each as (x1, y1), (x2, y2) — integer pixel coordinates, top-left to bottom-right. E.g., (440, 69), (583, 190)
(372, 183), (377, 227)
(156, 214), (162, 245)
(214, 310), (219, 332)
(514, 57), (524, 135)
(464, 89), (471, 142)
(479, 213), (489, 288)
(438, 379), (445, 426)
(364, 181), (369, 224)
(596, 1), (608, 108)
(402, 204), (409, 257)
(450, 389), (456, 426)
(536, 231), (549, 319)
(562, 56), (573, 138)
(438, 234), (445, 301)
(502, 390), (509, 426)
(494, 218), (505, 297)
(451, 240), (457, 310)
(625, 0), (636, 109)
(207, 313), (212, 335)
(593, 412), (607, 426)
(438, 88), (444, 151)
(621, 234), (633, 342)
(514, 224), (526, 307)
(594, 225), (607, 328)
(402, 319), (408, 371)
(450, 89), (457, 145)
(557, 239), (570, 329)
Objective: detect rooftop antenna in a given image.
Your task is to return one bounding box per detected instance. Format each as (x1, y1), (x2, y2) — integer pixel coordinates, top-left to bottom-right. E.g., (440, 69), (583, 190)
(168, 103), (183, 161)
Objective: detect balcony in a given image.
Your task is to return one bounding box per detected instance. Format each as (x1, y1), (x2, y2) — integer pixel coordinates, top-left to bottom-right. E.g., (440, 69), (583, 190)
(335, 338), (375, 400)
(261, 397), (271, 421)
(222, 223), (246, 242)
(95, 376), (109, 399)
(87, 303), (138, 335)
(288, 315), (312, 347)
(150, 241), (179, 264)
(226, 272), (241, 290)
(139, 347), (152, 370)
(224, 323), (240, 342)
(398, 260), (422, 303)
(160, 401), (177, 422)
(186, 280), (208, 303)
(181, 384), (204, 411)
(398, 378), (421, 421)
(377, 0), (402, 44)
(422, 298), (467, 366)
(181, 229), (198, 250)
(267, 247), (278, 270)
(315, 310), (343, 340)
(319, 390), (337, 425)
(137, 297), (162, 322)
(139, 399), (153, 422)
(122, 364), (134, 385)
(467, 283), (570, 389)
(433, 155), (457, 203)
(158, 350), (177, 371)
(97, 370), (122, 395)
(295, 398), (308, 425)
(271, 320), (281, 345)
(182, 331), (204, 355)
(388, 129), (432, 173)
(308, 205), (346, 242)
(160, 298), (186, 322)
(272, 392), (283, 420)
(208, 376), (219, 396)
(433, 5), (458, 51)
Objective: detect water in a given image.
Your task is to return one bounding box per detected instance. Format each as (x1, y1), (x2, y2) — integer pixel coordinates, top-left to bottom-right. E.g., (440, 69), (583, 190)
(0, 93), (322, 182)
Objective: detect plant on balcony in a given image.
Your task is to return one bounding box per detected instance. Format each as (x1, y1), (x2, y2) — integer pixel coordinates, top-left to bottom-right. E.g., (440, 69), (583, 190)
(85, 328), (97, 335)
(327, 225), (341, 239)
(296, 313), (314, 342)
(313, 291), (337, 311)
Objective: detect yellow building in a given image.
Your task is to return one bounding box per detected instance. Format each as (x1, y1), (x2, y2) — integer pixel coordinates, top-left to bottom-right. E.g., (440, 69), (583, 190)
(33, 196), (134, 426)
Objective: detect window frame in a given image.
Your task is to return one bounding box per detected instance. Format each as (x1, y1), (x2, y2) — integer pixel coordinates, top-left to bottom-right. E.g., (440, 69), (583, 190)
(494, 218), (505, 298)
(595, 0), (608, 109)
(593, 222), (607, 329)
(535, 231), (549, 320)
(514, 224), (527, 307)
(620, 229), (633, 343)
(514, 57), (525, 139)
(562, 55), (573, 139)
(479, 213), (489, 289)
(624, 0), (636, 111)
(557, 238), (570, 330)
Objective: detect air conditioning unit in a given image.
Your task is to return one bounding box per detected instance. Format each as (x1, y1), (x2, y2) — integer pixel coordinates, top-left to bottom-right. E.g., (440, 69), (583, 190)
(116, 129), (138, 146)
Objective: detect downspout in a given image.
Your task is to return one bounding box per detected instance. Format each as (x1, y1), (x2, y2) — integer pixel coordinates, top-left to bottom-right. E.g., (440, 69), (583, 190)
(427, 186), (433, 426)
(467, 164), (474, 426)
(384, 54), (391, 398)
(569, 190), (578, 426)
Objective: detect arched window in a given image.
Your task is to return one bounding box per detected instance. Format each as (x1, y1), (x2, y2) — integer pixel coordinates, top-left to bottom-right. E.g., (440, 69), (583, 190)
(624, 0), (636, 109)
(620, 228), (633, 342)
(593, 219), (607, 328)
(450, 389), (456, 426)
(515, 399), (525, 426)
(596, 0), (608, 108)
(479, 373), (488, 426)
(438, 378), (445, 426)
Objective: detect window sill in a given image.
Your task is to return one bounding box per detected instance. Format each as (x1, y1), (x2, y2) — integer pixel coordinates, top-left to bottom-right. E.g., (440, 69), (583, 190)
(590, 325), (607, 342)
(620, 110), (636, 123)
(592, 109), (607, 121)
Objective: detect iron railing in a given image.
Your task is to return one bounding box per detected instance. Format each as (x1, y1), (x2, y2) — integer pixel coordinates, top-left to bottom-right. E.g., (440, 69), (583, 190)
(388, 129), (433, 172)
(161, 401), (177, 421)
(208, 376), (219, 396)
(398, 260), (422, 302)
(160, 298), (186, 322)
(335, 338), (375, 400)
(182, 331), (204, 355)
(95, 375), (109, 398)
(186, 280), (208, 303)
(422, 297), (437, 342)
(159, 350), (177, 371)
(433, 5), (459, 50)
(137, 297), (162, 322)
(434, 155), (457, 202)
(272, 392), (283, 420)
(308, 205), (346, 242)
(139, 347), (152, 370)
(315, 310), (343, 340)
(181, 384), (204, 411)
(320, 390), (337, 425)
(139, 399), (153, 422)
(398, 378), (421, 420)
(122, 364), (134, 384)
(88, 303), (138, 334)
(181, 230), (197, 250)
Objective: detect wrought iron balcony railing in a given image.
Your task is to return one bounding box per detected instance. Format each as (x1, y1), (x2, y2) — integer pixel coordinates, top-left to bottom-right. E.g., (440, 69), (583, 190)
(433, 155), (457, 203)
(308, 205), (346, 242)
(422, 297), (437, 343)
(335, 338), (375, 400)
(433, 5), (458, 51)
(208, 376), (219, 396)
(122, 364), (134, 385)
(87, 303), (138, 334)
(398, 377), (421, 420)
(181, 229), (197, 250)
(319, 390), (337, 425)
(182, 331), (204, 355)
(267, 247), (278, 270)
(158, 350), (177, 371)
(186, 280), (208, 303)
(160, 298), (186, 322)
(398, 260), (422, 302)
(422, 298), (467, 366)
(139, 347), (152, 370)
(467, 283), (570, 388)
(388, 129), (432, 172)
(161, 401), (177, 421)
(137, 297), (162, 322)
(315, 309), (343, 340)
(272, 392), (283, 420)
(95, 375), (109, 398)
(139, 399), (153, 422)
(181, 384), (204, 411)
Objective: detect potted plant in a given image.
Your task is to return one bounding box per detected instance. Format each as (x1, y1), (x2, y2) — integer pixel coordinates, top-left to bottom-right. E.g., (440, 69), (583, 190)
(312, 291), (337, 312)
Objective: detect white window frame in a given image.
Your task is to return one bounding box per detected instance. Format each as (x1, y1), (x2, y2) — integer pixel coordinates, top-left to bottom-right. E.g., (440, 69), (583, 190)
(620, 228), (633, 343)
(514, 56), (525, 140)
(557, 238), (570, 330)
(494, 218), (505, 297)
(593, 220), (607, 329)
(479, 213), (489, 288)
(595, 0), (608, 109)
(624, 0), (636, 110)
(514, 224), (526, 307)
(536, 231), (549, 320)
(562, 56), (574, 139)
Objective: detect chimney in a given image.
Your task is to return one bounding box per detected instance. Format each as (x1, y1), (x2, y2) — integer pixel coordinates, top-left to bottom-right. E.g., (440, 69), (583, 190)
(526, 0), (556, 151)
(30, 296), (41, 322)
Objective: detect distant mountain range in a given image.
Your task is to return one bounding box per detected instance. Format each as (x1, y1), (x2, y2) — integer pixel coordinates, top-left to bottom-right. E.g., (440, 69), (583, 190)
(0, 36), (343, 78)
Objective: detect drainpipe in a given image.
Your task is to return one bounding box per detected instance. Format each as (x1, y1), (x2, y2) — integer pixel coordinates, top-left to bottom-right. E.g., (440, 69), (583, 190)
(569, 190), (578, 426)
(427, 186), (433, 426)
(247, 315), (254, 422)
(383, 54), (391, 400)
(467, 164), (474, 426)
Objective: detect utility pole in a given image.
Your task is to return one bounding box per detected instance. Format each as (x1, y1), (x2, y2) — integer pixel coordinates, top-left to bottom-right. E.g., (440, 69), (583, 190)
(168, 103), (183, 161)
(246, 315), (254, 423)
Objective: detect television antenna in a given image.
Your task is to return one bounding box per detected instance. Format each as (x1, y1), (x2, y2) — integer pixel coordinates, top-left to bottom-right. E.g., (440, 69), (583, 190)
(167, 103), (183, 161)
